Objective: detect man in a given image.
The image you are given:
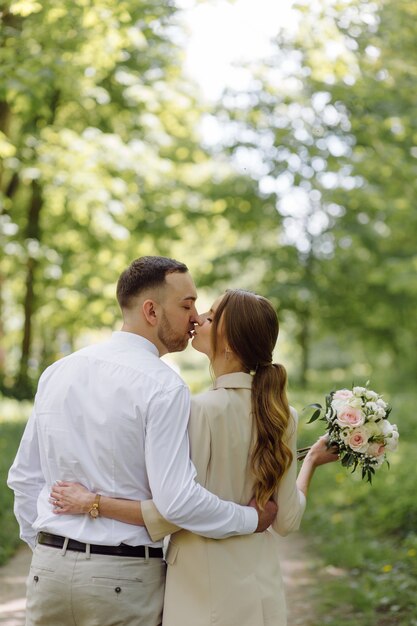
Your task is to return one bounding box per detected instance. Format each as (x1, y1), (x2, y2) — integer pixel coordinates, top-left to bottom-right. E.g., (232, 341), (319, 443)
(8, 256), (276, 626)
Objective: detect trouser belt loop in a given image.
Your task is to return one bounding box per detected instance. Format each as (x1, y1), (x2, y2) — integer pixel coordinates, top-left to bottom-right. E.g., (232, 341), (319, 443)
(85, 543), (91, 560)
(144, 545), (149, 563)
(61, 537), (69, 556)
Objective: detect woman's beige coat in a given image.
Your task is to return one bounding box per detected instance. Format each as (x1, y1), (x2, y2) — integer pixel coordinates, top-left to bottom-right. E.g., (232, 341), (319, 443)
(142, 372), (306, 626)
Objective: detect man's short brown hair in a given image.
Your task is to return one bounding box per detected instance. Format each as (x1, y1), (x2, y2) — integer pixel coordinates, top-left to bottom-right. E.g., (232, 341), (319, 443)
(116, 256), (188, 309)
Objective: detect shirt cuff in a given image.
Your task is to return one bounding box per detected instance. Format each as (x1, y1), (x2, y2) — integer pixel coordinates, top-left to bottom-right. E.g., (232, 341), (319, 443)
(242, 506), (259, 534)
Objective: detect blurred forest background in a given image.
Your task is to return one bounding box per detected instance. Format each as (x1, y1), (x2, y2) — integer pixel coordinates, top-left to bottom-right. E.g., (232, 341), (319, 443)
(1, 0), (416, 624)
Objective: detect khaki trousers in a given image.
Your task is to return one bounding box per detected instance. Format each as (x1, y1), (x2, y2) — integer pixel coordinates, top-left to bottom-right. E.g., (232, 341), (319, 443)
(26, 543), (166, 626)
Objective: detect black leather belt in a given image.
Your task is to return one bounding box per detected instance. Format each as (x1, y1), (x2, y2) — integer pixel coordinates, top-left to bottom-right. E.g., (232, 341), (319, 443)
(37, 532), (163, 558)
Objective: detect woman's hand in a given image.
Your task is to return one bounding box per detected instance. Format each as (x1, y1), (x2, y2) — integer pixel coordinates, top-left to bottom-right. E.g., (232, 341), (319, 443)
(296, 435), (339, 497)
(305, 435), (339, 467)
(49, 481), (96, 515)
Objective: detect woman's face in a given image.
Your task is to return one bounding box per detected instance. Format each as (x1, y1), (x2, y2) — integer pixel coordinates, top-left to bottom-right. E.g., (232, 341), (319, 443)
(191, 295), (224, 358)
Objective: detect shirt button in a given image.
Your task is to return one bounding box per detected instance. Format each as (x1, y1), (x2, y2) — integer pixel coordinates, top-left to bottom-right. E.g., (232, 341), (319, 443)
(34, 576), (39, 582)
(115, 587), (121, 593)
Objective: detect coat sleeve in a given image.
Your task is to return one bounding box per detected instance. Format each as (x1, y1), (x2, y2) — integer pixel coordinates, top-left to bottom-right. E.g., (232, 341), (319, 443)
(187, 398), (211, 486)
(141, 499), (179, 542)
(272, 408), (306, 536)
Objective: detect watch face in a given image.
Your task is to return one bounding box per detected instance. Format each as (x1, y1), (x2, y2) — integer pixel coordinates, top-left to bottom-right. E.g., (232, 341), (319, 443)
(90, 507), (99, 518)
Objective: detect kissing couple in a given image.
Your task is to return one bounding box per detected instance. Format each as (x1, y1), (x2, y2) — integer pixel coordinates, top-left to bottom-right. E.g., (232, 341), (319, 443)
(9, 255), (337, 626)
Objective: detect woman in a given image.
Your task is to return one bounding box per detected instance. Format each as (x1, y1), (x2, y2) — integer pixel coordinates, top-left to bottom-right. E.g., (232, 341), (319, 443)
(50, 289), (337, 626)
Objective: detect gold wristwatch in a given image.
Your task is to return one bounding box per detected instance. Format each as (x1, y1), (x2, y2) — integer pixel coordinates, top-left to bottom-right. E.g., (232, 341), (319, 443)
(88, 494), (101, 519)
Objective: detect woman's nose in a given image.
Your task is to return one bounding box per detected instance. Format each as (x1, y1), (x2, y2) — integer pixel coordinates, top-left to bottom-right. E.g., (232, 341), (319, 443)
(192, 312), (205, 326)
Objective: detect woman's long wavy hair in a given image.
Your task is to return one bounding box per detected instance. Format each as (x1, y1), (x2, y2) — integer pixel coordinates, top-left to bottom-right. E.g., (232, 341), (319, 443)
(211, 289), (293, 509)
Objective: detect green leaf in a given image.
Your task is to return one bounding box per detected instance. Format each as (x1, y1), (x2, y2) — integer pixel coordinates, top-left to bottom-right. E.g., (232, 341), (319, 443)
(341, 453), (354, 467)
(307, 408), (322, 423)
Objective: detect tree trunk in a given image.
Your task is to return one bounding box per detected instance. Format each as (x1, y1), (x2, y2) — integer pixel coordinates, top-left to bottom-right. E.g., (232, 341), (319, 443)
(17, 180), (43, 388)
(0, 271), (5, 377)
(299, 310), (311, 389)
(0, 100), (11, 190)
(14, 88), (59, 391)
(0, 99), (12, 379)
(298, 249), (314, 388)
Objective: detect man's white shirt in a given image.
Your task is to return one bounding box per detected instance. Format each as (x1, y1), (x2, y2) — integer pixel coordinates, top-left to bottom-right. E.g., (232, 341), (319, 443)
(8, 331), (258, 549)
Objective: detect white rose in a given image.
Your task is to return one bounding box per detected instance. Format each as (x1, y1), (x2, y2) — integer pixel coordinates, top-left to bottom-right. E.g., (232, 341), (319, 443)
(385, 429), (399, 452)
(382, 423), (399, 451)
(376, 398), (387, 409)
(347, 397), (363, 410)
(365, 403), (386, 420)
(353, 386), (367, 396)
(365, 390), (379, 401)
(363, 422), (381, 438)
(380, 420), (396, 437)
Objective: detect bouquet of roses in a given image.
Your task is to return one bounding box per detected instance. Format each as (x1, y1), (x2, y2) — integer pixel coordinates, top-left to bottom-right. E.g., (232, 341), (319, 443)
(297, 385), (399, 482)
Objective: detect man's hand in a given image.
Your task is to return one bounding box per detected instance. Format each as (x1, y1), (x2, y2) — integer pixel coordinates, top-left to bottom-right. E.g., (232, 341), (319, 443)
(249, 497), (278, 533)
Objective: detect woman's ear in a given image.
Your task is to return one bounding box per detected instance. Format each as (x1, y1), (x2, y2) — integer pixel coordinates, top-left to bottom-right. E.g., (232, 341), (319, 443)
(142, 299), (158, 326)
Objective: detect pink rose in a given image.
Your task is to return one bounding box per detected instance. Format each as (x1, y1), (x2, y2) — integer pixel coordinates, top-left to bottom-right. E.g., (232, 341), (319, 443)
(334, 389), (354, 400)
(367, 442), (386, 457)
(336, 407), (365, 428)
(345, 429), (369, 453)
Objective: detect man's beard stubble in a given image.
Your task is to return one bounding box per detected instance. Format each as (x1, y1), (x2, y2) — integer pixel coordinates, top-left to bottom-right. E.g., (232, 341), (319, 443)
(157, 311), (189, 353)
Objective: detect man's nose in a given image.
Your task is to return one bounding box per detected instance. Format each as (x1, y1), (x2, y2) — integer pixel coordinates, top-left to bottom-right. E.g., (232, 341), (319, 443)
(191, 310), (204, 326)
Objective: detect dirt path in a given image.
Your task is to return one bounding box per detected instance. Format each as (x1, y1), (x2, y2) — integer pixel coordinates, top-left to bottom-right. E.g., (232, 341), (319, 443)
(0, 535), (320, 626)
(0, 546), (30, 626)
(278, 533), (320, 626)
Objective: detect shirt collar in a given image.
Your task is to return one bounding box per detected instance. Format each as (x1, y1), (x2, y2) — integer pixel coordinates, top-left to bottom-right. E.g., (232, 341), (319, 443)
(213, 372), (253, 390)
(111, 331), (160, 357)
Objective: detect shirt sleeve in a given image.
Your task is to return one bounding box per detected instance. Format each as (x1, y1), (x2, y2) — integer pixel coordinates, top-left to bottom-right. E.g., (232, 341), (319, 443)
(7, 408), (45, 549)
(272, 408), (306, 536)
(145, 385), (258, 539)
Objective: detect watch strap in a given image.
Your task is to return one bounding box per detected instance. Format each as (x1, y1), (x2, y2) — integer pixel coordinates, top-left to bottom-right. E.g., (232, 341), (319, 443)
(88, 494), (101, 519)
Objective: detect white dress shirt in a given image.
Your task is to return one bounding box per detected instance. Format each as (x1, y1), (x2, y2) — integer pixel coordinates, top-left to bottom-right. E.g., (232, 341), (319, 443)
(8, 331), (257, 549)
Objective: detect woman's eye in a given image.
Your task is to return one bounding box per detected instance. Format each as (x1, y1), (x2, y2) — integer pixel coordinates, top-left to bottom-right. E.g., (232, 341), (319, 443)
(206, 317), (212, 323)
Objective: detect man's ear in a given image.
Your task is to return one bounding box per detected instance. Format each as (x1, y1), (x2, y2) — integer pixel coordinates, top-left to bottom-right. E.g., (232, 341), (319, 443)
(142, 299), (158, 326)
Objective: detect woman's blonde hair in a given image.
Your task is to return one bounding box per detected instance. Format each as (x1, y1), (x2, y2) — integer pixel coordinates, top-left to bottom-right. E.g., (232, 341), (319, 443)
(211, 289), (293, 509)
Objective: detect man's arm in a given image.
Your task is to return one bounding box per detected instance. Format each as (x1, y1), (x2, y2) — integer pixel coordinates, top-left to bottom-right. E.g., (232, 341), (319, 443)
(144, 385), (275, 539)
(49, 484), (276, 541)
(47, 383), (276, 539)
(7, 409), (45, 549)
(141, 498), (276, 542)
